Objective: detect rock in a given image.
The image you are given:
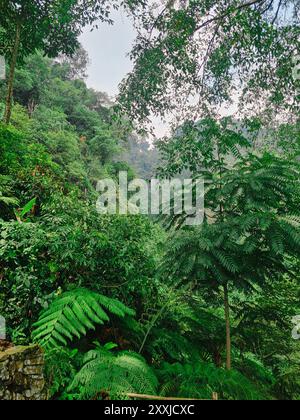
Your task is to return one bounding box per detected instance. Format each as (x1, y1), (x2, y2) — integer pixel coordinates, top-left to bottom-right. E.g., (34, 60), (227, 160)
(0, 344), (46, 400)
(0, 340), (13, 352)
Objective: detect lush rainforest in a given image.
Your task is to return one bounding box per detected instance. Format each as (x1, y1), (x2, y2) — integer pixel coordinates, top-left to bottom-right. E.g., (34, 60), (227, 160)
(0, 0), (300, 401)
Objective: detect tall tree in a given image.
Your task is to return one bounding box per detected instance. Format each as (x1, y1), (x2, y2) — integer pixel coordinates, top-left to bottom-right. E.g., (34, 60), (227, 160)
(160, 118), (300, 369)
(0, 0), (143, 124)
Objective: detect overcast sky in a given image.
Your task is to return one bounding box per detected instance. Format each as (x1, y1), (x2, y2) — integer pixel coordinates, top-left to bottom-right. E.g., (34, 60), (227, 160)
(79, 10), (135, 98)
(79, 12), (172, 138)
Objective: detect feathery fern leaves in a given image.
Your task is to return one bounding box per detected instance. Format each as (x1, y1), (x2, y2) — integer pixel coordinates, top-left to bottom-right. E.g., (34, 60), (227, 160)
(235, 352), (275, 389)
(159, 361), (268, 400)
(68, 347), (158, 399)
(32, 288), (135, 348)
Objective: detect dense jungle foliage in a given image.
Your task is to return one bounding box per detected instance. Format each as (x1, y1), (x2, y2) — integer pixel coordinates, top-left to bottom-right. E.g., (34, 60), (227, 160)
(0, 0), (300, 401)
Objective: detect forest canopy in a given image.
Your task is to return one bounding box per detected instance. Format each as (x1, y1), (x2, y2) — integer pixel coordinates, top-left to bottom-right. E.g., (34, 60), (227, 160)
(0, 0), (299, 401)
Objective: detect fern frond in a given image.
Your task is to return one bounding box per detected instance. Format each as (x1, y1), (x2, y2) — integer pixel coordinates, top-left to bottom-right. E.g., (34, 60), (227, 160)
(68, 348), (158, 399)
(159, 361), (269, 400)
(32, 288), (135, 348)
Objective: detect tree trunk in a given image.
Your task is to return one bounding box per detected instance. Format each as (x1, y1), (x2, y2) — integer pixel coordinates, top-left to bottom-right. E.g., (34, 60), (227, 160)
(213, 349), (222, 368)
(28, 97), (36, 118)
(223, 283), (232, 370)
(4, 22), (21, 125)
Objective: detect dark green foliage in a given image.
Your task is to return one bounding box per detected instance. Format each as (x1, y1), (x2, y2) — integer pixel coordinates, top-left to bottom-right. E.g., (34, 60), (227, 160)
(0, 56), (161, 341)
(159, 361), (271, 400)
(155, 115), (300, 396)
(162, 148), (300, 293)
(44, 347), (82, 399)
(0, 4), (300, 400)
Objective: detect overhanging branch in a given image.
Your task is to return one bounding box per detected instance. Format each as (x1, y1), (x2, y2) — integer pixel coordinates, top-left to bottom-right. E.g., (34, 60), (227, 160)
(195, 0), (270, 32)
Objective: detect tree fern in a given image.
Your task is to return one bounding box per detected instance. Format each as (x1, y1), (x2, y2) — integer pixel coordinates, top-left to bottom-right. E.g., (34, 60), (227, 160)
(32, 288), (135, 348)
(68, 346), (158, 399)
(159, 145), (300, 370)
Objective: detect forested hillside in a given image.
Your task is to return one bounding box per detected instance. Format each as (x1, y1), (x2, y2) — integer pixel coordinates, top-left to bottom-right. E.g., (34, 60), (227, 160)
(0, 0), (299, 401)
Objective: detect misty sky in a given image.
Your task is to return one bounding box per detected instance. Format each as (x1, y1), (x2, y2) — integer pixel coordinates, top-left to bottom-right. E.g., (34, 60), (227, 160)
(79, 12), (172, 138)
(79, 11), (135, 98)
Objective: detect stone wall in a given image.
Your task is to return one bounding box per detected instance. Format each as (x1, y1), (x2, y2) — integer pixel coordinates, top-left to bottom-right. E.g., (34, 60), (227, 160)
(0, 344), (46, 400)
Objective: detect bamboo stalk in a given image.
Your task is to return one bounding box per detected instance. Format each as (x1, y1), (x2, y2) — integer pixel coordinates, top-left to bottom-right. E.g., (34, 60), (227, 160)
(124, 392), (218, 401)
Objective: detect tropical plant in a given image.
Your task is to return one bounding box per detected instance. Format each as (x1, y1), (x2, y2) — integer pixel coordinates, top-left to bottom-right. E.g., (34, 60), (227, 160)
(159, 360), (271, 400)
(68, 344), (158, 400)
(14, 197), (36, 222)
(32, 288), (135, 348)
(44, 347), (82, 399)
(0, 5), (299, 400)
(160, 122), (300, 370)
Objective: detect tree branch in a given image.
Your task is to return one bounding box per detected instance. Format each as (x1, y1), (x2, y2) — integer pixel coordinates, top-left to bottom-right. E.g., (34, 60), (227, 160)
(195, 0), (268, 32)
(272, 0), (284, 24)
